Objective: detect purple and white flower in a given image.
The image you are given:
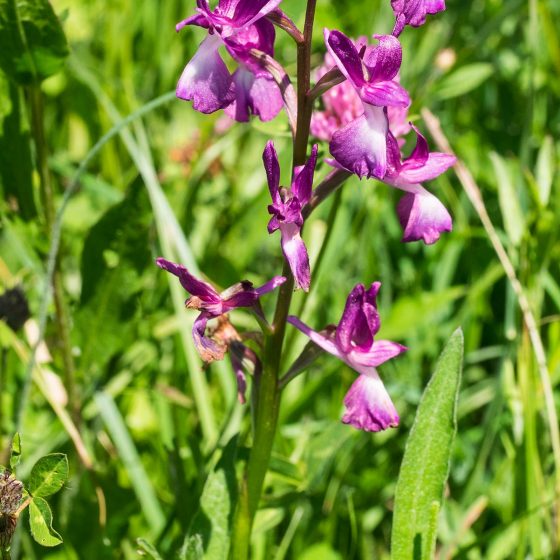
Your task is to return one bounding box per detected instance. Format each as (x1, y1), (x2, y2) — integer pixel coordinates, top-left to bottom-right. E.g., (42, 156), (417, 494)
(176, 0), (283, 120)
(312, 37), (410, 143)
(288, 283), (406, 432)
(384, 125), (456, 244)
(324, 29), (410, 180)
(391, 0), (447, 37)
(264, 141), (318, 291)
(156, 257), (285, 361)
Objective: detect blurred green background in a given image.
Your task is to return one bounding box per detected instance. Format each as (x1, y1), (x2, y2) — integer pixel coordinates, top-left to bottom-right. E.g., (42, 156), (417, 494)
(1, 0), (559, 557)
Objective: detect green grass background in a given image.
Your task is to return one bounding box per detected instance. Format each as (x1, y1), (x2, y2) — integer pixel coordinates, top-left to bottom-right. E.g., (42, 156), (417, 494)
(1, 0), (560, 558)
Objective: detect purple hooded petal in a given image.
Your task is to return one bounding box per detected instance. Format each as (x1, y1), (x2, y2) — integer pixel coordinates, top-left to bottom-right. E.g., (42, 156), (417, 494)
(349, 340), (407, 367)
(230, 0), (283, 27)
(267, 213), (281, 233)
(176, 35), (235, 113)
(342, 371), (399, 432)
(156, 258), (220, 304)
(391, 0), (446, 36)
(364, 35), (403, 82)
(193, 312), (227, 362)
(263, 141), (281, 204)
(176, 13), (210, 32)
(336, 283), (381, 353)
(330, 106), (388, 179)
(360, 80), (410, 108)
(336, 284), (366, 353)
(225, 68), (283, 122)
(324, 29), (365, 88)
(225, 18), (276, 72)
(287, 316), (343, 360)
(279, 222), (311, 291)
(292, 144), (318, 206)
(397, 186), (452, 244)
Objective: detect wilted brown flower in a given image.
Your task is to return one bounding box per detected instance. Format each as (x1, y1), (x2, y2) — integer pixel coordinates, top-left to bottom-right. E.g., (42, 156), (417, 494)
(0, 470), (23, 547)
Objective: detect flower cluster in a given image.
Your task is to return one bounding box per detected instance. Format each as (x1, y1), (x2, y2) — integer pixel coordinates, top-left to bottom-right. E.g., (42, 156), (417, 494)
(160, 0), (455, 432)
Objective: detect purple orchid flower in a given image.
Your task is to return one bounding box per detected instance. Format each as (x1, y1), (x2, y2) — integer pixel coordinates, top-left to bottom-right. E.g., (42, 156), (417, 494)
(384, 125), (456, 244)
(176, 0), (283, 120)
(156, 257), (285, 361)
(288, 283), (406, 432)
(264, 141), (318, 292)
(391, 0), (446, 37)
(324, 29), (410, 180)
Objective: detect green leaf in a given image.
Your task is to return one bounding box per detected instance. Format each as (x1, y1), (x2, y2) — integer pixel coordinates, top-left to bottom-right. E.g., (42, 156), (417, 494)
(28, 496), (63, 547)
(0, 69), (35, 218)
(27, 453), (68, 497)
(9, 432), (21, 469)
(489, 152), (525, 246)
(435, 63), (494, 100)
(0, 0), (69, 84)
(186, 437), (238, 560)
(391, 329), (464, 560)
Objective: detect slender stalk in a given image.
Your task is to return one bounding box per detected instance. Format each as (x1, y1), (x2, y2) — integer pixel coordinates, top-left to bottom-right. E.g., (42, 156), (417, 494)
(232, 3), (318, 558)
(27, 85), (79, 425)
(293, 0), (317, 166)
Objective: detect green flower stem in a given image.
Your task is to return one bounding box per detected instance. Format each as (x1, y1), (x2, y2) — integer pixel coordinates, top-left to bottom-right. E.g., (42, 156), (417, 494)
(232, 3), (318, 558)
(27, 85), (79, 425)
(293, 0), (317, 166)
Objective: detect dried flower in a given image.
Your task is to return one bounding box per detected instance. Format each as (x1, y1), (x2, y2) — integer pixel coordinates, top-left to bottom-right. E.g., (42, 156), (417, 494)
(0, 470), (23, 547)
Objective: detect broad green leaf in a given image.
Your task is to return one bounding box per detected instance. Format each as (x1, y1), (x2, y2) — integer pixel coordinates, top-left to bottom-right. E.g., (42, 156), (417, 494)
(0, 69), (35, 218)
(186, 437), (237, 560)
(9, 432), (21, 469)
(435, 63), (493, 100)
(535, 136), (555, 206)
(28, 453), (68, 497)
(489, 152), (525, 246)
(0, 0), (69, 84)
(29, 496), (63, 547)
(391, 329), (464, 560)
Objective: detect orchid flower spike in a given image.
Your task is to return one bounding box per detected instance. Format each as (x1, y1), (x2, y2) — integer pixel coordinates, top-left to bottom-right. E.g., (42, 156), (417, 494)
(391, 0), (446, 37)
(176, 0), (283, 121)
(324, 29), (410, 180)
(384, 125), (456, 244)
(156, 258), (285, 361)
(288, 283), (406, 432)
(264, 141), (318, 292)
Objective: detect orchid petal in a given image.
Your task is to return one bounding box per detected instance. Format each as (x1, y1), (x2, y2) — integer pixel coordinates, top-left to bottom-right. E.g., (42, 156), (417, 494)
(397, 186), (452, 244)
(360, 80), (410, 108)
(232, 0), (283, 28)
(225, 69), (283, 122)
(176, 35), (235, 114)
(399, 152), (456, 183)
(193, 312), (227, 362)
(292, 144), (318, 206)
(324, 28), (365, 88)
(330, 106), (388, 179)
(156, 258), (220, 303)
(342, 371), (399, 432)
(176, 13), (210, 32)
(287, 316), (343, 360)
(254, 275), (287, 296)
(263, 141), (281, 204)
(365, 35), (403, 82)
(336, 284), (366, 353)
(280, 223), (311, 291)
(349, 340), (407, 367)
